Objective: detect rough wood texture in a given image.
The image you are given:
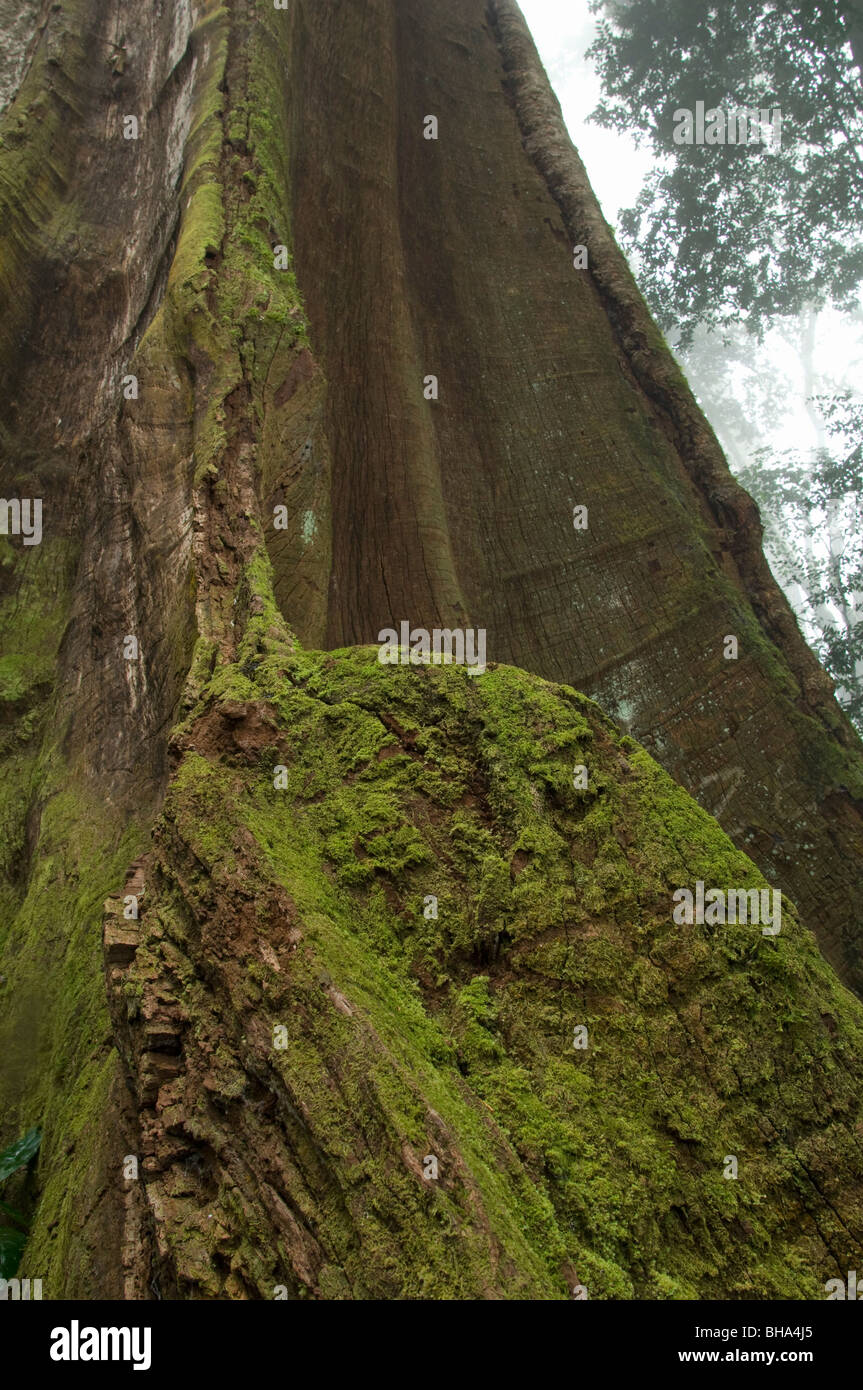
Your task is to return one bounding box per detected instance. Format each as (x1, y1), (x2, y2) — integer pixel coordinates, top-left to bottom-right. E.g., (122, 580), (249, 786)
(0, 0), (861, 1299)
(284, 0), (863, 992)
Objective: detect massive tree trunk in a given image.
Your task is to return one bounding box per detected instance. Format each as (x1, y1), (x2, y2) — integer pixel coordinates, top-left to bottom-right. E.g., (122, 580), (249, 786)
(1, 0), (862, 1299)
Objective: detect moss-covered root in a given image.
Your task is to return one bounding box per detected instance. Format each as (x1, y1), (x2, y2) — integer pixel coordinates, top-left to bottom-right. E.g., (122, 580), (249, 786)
(102, 637), (863, 1299)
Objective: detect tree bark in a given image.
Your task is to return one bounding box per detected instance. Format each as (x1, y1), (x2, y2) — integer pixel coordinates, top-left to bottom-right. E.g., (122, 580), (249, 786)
(286, 0), (863, 990)
(1, 0), (862, 1299)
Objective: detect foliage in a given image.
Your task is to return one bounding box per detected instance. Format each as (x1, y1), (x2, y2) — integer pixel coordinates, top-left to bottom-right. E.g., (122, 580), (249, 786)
(0, 1126), (40, 1278)
(738, 393), (863, 725)
(589, 0), (863, 344)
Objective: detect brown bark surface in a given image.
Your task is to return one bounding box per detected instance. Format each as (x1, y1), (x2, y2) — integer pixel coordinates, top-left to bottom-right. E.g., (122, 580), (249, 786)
(1, 0), (863, 1300)
(277, 0), (863, 990)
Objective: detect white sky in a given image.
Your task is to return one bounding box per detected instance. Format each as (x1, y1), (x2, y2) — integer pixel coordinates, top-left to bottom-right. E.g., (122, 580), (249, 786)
(518, 0), (651, 221)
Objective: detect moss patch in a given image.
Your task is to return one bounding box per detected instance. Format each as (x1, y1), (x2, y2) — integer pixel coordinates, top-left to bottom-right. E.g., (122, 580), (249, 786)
(129, 566), (863, 1296)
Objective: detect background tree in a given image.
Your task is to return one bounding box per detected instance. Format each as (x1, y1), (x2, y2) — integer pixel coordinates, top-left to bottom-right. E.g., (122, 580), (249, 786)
(589, 0), (863, 344)
(737, 394), (863, 725)
(589, 0), (863, 728)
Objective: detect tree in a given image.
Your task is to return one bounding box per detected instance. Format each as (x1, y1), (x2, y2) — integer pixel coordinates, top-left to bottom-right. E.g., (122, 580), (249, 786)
(674, 307), (863, 723)
(589, 0), (863, 343)
(1, 0), (863, 1298)
(738, 393), (863, 725)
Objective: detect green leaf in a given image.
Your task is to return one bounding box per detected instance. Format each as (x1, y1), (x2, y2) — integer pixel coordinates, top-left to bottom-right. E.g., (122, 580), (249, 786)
(0, 1226), (27, 1279)
(0, 1127), (42, 1184)
(0, 1196), (29, 1228)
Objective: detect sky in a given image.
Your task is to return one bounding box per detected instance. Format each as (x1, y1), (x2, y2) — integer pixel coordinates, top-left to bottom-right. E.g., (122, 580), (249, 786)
(517, 0), (651, 223)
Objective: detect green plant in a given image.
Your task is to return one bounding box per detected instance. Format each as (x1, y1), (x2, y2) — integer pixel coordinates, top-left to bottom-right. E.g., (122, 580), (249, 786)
(0, 1127), (41, 1277)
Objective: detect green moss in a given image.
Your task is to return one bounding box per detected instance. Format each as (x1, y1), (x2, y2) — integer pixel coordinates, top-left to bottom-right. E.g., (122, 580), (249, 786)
(124, 568), (863, 1297)
(4, 0), (862, 1302)
(0, 752), (150, 1291)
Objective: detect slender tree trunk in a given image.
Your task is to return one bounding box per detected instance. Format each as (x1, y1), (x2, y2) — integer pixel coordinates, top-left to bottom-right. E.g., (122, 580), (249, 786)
(799, 306), (827, 449)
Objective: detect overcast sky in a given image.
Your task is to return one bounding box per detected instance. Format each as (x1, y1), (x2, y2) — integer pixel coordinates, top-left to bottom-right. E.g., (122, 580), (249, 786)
(518, 0), (650, 222)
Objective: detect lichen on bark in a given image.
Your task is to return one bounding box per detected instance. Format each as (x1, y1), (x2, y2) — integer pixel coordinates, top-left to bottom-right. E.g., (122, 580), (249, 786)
(101, 562), (863, 1298)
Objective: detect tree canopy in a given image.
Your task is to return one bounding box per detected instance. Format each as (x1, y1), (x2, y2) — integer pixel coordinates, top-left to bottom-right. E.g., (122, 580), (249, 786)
(589, 0), (863, 343)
